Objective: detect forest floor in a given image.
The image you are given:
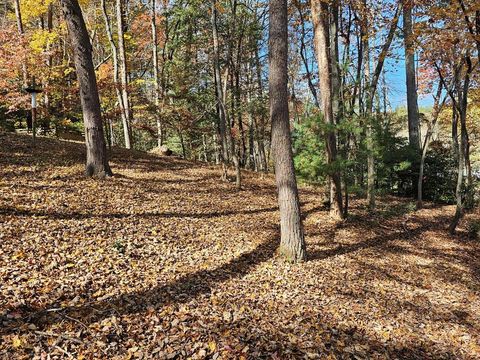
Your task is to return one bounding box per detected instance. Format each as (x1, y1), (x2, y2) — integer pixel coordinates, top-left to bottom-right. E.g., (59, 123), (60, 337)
(0, 133), (479, 360)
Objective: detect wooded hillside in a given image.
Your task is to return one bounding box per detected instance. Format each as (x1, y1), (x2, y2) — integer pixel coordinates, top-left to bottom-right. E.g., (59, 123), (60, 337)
(1, 134), (479, 359)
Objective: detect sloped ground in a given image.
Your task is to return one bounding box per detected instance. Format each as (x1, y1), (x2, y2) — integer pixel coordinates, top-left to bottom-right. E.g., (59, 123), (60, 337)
(0, 133), (479, 360)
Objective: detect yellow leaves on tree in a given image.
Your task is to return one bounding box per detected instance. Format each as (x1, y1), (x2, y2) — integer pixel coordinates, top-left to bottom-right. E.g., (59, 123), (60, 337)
(29, 29), (59, 53)
(20, 0), (55, 21)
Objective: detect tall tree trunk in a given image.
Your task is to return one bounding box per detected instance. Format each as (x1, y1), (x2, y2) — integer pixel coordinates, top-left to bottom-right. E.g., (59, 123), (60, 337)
(254, 46), (268, 173)
(450, 56), (472, 234)
(246, 61), (256, 170)
(116, 0), (132, 149)
(311, 0), (344, 219)
(226, 1), (242, 189)
(44, 3), (53, 120)
(269, 0), (306, 262)
(60, 0), (112, 178)
(403, 1), (420, 150)
(151, 0), (163, 147)
(13, 0), (23, 34)
(417, 82), (444, 209)
(364, 2), (401, 209)
(212, 0), (229, 180)
(295, 1), (319, 107)
(101, 0), (129, 149)
(361, 2), (375, 209)
(13, 0), (28, 86)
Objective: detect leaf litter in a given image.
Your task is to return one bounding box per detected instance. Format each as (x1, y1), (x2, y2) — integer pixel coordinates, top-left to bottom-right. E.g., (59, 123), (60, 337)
(0, 133), (479, 359)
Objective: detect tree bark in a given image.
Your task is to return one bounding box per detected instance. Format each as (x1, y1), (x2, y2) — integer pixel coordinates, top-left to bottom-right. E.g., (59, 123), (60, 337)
(151, 0), (163, 147)
(13, 0), (23, 34)
(403, 1), (420, 150)
(269, 0), (306, 262)
(311, 0), (344, 219)
(254, 46), (268, 173)
(449, 56), (472, 234)
(361, 1), (375, 210)
(13, 0), (28, 86)
(363, 2), (401, 209)
(212, 0), (229, 180)
(101, 0), (128, 149)
(116, 0), (132, 149)
(60, 0), (112, 178)
(417, 82), (444, 209)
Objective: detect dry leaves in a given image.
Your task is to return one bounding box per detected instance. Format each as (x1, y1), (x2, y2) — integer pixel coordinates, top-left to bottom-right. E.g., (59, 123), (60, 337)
(0, 133), (479, 359)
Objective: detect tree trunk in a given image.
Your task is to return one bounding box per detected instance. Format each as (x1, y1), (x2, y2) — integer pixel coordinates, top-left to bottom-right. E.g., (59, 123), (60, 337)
(254, 46), (268, 173)
(211, 0), (229, 180)
(403, 1), (420, 150)
(60, 0), (112, 178)
(417, 82), (444, 209)
(269, 0), (306, 262)
(364, 2), (401, 209)
(101, 0), (130, 149)
(151, 0), (163, 147)
(362, 4), (375, 210)
(116, 0), (132, 149)
(14, 0), (23, 34)
(13, 0), (28, 86)
(294, 1), (319, 107)
(43, 3), (54, 120)
(449, 56), (472, 234)
(311, 0), (344, 219)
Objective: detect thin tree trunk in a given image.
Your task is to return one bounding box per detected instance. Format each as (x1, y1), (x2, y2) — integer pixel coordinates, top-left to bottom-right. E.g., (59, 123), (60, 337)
(151, 0), (163, 147)
(294, 1), (319, 107)
(101, 0), (130, 149)
(212, 0), (229, 180)
(364, 2), (401, 209)
(254, 46), (268, 173)
(361, 1), (375, 209)
(247, 61), (256, 170)
(417, 83), (444, 209)
(450, 56), (472, 234)
(225, 3), (242, 189)
(60, 0), (112, 178)
(14, 0), (28, 86)
(269, 0), (306, 262)
(14, 0), (23, 34)
(311, 0), (344, 219)
(44, 3), (53, 121)
(116, 0), (132, 149)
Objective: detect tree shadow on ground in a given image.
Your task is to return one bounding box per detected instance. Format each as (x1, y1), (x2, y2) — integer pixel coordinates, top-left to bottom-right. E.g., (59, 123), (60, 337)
(0, 232), (280, 335)
(212, 316), (461, 359)
(306, 214), (441, 261)
(0, 205), (279, 220)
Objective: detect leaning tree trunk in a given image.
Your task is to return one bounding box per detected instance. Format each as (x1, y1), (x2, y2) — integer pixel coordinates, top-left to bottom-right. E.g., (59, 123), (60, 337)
(269, 0), (306, 262)
(311, 0), (344, 220)
(60, 0), (112, 178)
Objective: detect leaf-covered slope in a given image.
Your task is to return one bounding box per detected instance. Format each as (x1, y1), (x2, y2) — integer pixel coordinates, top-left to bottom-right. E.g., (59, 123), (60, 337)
(1, 133), (479, 359)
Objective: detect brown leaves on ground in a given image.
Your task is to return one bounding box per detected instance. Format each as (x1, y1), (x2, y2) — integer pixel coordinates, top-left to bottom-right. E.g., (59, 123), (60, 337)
(0, 133), (479, 359)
